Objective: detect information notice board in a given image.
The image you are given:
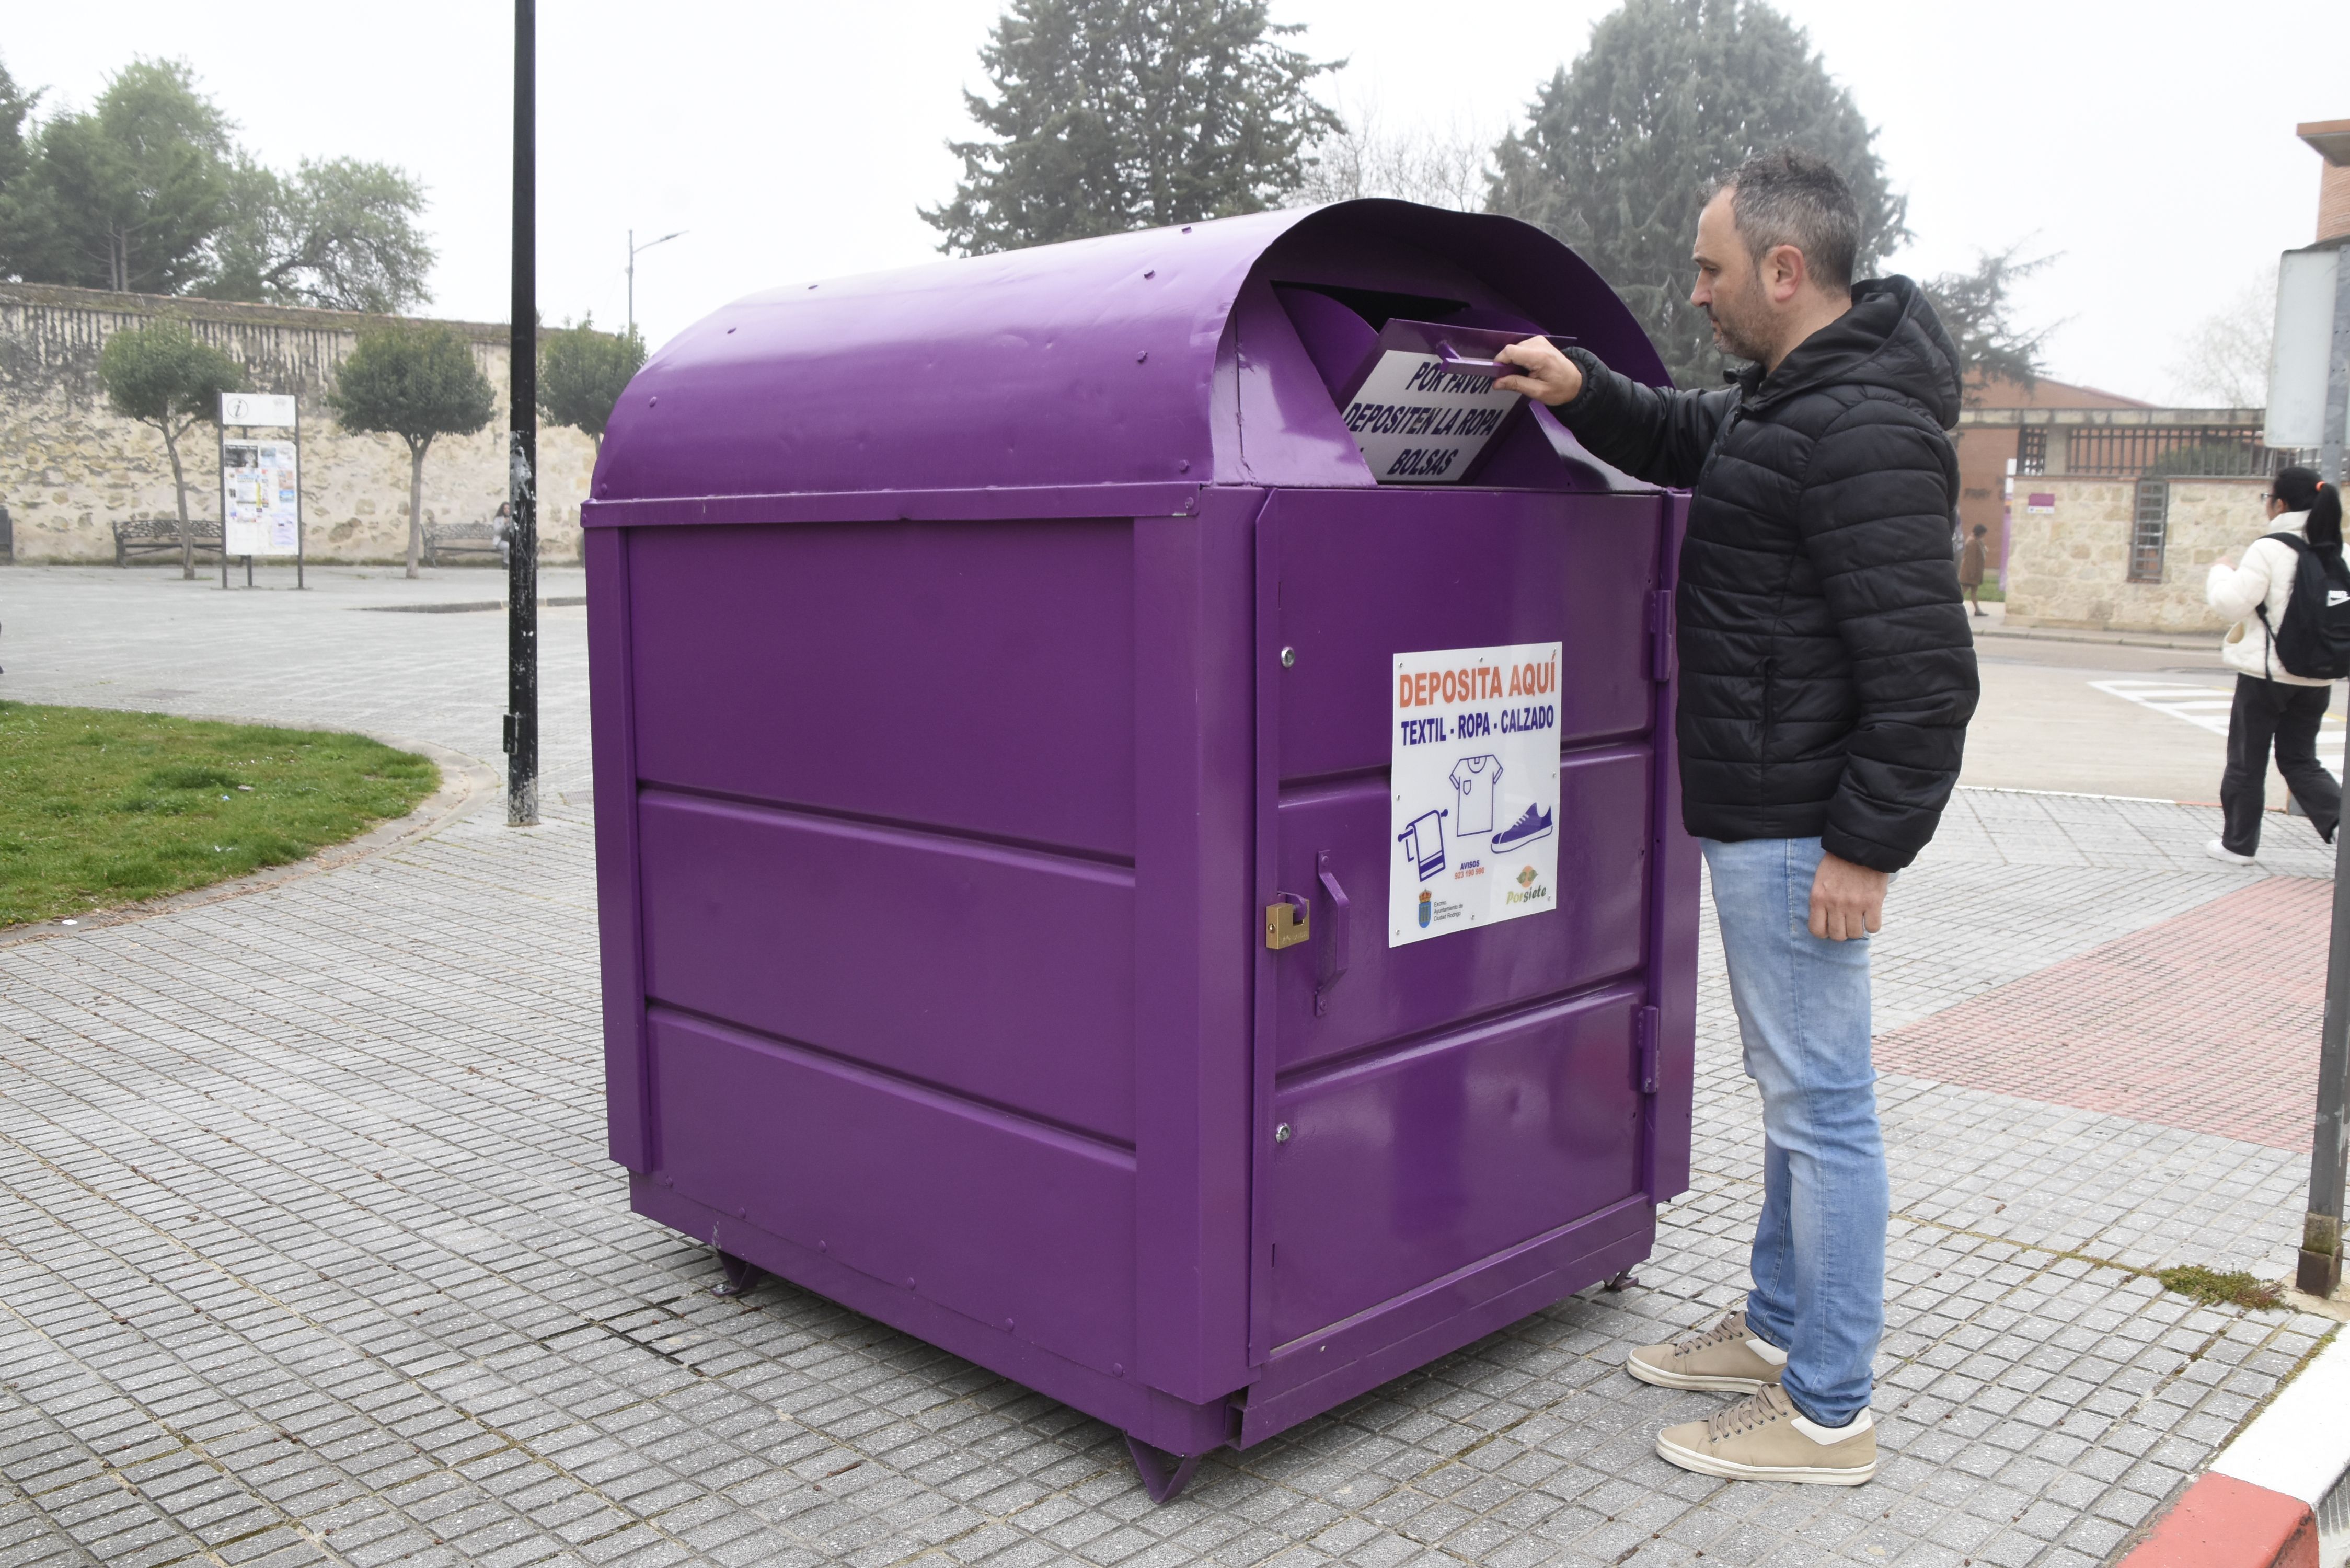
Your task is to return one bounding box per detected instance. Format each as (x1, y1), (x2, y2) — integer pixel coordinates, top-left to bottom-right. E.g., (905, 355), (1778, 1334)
(223, 440), (300, 556)
(218, 391), (302, 561)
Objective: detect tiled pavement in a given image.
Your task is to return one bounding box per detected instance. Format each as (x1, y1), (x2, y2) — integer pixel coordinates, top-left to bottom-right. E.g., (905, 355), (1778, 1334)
(0, 565), (2341, 1567)
(1877, 875), (2331, 1149)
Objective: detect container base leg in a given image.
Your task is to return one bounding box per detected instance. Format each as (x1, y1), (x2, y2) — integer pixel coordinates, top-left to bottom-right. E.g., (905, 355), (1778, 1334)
(1125, 1434), (1203, 1504)
(711, 1250), (763, 1298)
(1603, 1270), (1639, 1292)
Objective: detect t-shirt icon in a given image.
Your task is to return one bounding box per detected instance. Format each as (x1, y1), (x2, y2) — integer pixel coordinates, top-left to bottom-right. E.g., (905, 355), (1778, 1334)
(1397, 809), (1448, 881)
(1448, 755), (1502, 836)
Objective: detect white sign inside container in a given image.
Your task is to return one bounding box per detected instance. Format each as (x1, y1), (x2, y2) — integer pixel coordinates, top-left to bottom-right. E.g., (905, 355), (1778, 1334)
(1336, 319), (1543, 485)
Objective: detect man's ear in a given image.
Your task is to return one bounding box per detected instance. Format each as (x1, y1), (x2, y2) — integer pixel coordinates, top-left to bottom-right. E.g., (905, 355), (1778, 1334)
(1766, 244), (1807, 304)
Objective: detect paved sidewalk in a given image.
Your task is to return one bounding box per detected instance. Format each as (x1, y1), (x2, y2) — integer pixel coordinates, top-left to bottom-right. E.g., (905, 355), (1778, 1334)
(1879, 874), (2332, 1149)
(0, 565), (2340, 1568)
(0, 564), (592, 795)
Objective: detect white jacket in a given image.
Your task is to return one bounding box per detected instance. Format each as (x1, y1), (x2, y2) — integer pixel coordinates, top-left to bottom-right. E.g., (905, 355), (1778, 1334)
(2208, 511), (2333, 687)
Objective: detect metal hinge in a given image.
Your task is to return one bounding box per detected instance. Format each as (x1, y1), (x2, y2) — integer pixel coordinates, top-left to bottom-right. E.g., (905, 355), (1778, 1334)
(1647, 590), (1675, 683)
(1264, 895), (1310, 950)
(1634, 1004), (1660, 1094)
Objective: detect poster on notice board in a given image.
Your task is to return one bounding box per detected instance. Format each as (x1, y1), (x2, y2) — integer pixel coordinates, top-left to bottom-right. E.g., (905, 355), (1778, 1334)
(222, 440), (301, 557)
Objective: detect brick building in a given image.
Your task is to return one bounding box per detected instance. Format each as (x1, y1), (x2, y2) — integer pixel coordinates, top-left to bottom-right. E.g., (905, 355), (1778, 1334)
(1976, 111), (2348, 630)
(2302, 116), (2350, 244)
(1953, 374), (2149, 580)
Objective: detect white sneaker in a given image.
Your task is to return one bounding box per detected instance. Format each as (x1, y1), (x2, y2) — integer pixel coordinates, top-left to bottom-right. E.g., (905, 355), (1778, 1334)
(2203, 838), (2256, 866)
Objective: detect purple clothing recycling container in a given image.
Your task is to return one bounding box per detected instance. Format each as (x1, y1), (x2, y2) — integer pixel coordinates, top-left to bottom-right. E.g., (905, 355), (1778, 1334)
(583, 199), (1698, 1502)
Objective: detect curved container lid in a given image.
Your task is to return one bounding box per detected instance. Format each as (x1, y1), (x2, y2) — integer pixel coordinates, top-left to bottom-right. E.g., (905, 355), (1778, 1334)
(588, 199), (1671, 518)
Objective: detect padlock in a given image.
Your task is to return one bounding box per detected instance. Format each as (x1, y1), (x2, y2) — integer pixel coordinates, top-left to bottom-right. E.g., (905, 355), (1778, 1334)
(1263, 894), (1310, 950)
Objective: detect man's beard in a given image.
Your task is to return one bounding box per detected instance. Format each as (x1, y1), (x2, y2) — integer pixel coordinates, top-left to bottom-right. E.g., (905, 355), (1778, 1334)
(1703, 292), (1771, 365)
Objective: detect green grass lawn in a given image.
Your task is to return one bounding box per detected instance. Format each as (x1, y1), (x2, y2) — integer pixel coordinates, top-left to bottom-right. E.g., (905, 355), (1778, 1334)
(0, 702), (440, 929)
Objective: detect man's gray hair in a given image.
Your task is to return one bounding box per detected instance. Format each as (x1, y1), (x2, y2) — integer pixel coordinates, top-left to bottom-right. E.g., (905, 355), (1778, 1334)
(1714, 148), (1859, 296)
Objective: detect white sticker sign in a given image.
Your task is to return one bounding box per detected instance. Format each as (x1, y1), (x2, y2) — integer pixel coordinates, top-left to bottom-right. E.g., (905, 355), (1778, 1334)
(1390, 642), (1562, 947)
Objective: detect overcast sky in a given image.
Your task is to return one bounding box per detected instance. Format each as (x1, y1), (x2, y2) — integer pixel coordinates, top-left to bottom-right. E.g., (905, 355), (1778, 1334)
(10, 1), (2346, 401)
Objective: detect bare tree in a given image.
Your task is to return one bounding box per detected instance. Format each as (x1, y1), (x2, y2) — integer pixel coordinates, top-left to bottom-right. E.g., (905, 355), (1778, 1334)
(1296, 94), (1493, 212)
(2165, 262), (2275, 408)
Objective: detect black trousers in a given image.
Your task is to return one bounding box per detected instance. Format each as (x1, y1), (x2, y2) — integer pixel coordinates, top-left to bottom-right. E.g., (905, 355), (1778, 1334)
(2220, 673), (2341, 855)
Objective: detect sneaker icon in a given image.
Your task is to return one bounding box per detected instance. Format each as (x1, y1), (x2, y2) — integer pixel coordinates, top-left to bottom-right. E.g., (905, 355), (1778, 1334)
(1491, 803), (1553, 851)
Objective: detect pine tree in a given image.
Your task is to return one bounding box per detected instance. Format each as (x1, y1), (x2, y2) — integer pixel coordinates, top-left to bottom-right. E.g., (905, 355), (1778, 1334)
(1921, 245), (2056, 398)
(30, 59), (233, 296)
(924, 0), (1341, 255)
(0, 56), (39, 281)
(1487, 0), (1906, 389)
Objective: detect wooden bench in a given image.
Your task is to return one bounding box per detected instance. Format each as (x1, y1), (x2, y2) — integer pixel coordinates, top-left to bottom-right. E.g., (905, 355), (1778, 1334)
(113, 516), (225, 566)
(423, 518), (509, 568)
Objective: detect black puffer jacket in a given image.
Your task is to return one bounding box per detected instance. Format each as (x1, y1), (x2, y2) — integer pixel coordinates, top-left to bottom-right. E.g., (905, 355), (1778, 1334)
(1557, 276), (1979, 871)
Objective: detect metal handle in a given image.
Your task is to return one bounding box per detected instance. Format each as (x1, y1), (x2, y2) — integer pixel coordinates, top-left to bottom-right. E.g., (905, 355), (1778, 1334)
(1434, 333), (1580, 380)
(1315, 854), (1350, 1016)
(1435, 343), (1512, 379)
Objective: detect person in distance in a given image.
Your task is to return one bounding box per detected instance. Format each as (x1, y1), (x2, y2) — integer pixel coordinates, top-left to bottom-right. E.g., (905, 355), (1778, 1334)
(2203, 465), (2346, 865)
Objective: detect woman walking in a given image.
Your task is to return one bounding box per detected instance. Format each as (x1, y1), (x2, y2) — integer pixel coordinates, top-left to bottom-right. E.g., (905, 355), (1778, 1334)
(2205, 466), (2345, 863)
(1958, 524), (1990, 618)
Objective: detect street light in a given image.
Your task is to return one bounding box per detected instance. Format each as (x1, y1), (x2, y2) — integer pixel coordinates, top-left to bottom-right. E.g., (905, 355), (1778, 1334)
(508, 0), (538, 828)
(627, 228), (686, 343)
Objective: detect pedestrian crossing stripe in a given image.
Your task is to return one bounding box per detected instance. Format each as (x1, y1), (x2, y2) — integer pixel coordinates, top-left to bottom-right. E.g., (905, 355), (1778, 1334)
(2090, 678), (2346, 780)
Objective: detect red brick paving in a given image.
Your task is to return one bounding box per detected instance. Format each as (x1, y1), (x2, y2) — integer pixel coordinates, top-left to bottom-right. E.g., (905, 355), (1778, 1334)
(1875, 877), (2332, 1149)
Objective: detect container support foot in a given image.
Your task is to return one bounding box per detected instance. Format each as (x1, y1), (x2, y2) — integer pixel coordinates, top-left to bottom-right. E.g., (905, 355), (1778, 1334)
(1125, 1434), (1203, 1504)
(1603, 1270), (1639, 1293)
(712, 1250), (763, 1298)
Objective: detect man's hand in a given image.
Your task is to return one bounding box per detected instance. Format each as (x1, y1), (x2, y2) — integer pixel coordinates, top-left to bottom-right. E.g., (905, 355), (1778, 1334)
(1493, 338), (1583, 407)
(1808, 851), (1888, 941)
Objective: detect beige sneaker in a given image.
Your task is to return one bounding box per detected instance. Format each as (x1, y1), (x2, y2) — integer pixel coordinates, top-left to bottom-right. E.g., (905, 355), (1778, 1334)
(1654, 1386), (1877, 1485)
(1625, 1311), (1788, 1393)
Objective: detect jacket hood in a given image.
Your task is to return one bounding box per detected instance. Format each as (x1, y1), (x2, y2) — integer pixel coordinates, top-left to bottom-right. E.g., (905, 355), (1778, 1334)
(1741, 275), (1963, 430)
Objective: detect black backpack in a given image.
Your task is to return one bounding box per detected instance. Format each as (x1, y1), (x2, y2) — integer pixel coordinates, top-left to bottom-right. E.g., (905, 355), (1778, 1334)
(2255, 532), (2350, 681)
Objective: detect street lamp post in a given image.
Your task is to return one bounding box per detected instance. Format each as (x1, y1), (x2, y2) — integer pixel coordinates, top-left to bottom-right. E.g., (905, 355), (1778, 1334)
(627, 228), (686, 343)
(2301, 246), (2350, 1300)
(505, 0), (538, 828)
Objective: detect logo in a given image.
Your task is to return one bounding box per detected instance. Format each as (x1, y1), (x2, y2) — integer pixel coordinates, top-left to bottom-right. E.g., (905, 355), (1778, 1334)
(1417, 889), (1433, 927)
(1517, 865), (1537, 887)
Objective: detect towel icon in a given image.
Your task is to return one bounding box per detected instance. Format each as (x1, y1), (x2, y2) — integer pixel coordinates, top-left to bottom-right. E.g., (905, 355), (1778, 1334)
(1397, 809), (1449, 881)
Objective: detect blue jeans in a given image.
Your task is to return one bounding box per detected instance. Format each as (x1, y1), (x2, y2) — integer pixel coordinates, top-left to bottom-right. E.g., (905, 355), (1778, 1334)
(1700, 836), (1886, 1427)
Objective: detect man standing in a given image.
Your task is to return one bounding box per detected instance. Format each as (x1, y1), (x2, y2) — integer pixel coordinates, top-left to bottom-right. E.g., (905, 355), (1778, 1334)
(1497, 149), (1978, 1486)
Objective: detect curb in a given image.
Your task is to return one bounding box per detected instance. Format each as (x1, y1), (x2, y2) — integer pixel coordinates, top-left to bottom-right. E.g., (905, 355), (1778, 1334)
(0, 734), (497, 949)
(2118, 1329), (2350, 1568)
(1974, 623), (2220, 652)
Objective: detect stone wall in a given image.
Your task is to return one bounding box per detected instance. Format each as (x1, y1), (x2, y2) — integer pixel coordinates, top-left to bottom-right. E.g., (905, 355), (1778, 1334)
(0, 282), (596, 565)
(2003, 475), (2273, 633)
